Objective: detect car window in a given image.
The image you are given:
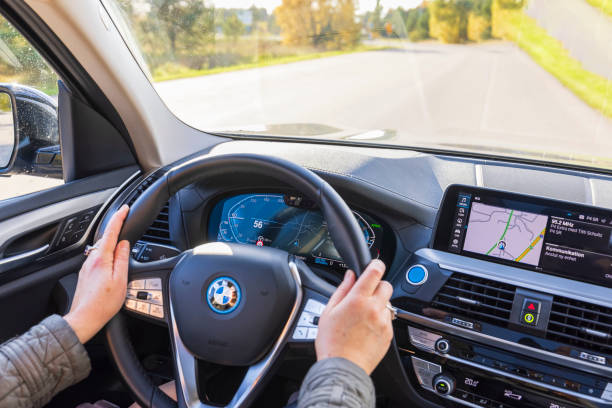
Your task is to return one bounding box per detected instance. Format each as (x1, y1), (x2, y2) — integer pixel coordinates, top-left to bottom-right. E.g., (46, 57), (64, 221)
(108, 0), (612, 172)
(0, 13), (63, 201)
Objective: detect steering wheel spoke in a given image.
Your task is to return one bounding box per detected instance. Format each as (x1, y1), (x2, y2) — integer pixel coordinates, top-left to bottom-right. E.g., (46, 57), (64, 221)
(124, 254), (184, 323)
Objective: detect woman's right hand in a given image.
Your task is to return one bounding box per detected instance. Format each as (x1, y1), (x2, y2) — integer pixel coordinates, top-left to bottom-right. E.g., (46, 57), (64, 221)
(314, 259), (394, 375)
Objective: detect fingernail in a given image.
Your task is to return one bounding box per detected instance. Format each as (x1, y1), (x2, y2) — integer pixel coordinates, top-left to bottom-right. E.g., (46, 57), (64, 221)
(371, 259), (386, 271)
(344, 269), (351, 281)
(120, 204), (129, 212)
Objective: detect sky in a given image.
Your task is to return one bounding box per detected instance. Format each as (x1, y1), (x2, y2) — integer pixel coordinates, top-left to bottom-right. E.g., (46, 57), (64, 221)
(209, 0), (424, 14)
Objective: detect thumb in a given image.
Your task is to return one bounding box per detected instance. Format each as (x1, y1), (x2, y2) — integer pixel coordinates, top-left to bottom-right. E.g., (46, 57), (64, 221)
(326, 269), (356, 309)
(113, 240), (130, 282)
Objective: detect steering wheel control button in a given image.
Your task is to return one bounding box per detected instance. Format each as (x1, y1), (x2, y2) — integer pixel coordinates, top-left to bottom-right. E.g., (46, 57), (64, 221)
(145, 278), (162, 290)
(125, 280), (164, 318)
(433, 374), (455, 395)
(292, 298), (327, 341)
(435, 338), (451, 354)
(135, 301), (150, 314)
(206, 277), (242, 314)
(306, 328), (318, 340)
(125, 299), (137, 310)
(128, 279), (145, 290)
(293, 327), (307, 339)
(298, 311), (317, 327)
(304, 299), (326, 314)
(406, 264), (428, 286)
(149, 290), (163, 304)
(149, 304), (164, 319)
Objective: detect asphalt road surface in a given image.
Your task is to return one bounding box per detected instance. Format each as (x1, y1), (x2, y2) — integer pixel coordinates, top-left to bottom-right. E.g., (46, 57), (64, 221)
(4, 41), (612, 200)
(156, 42), (612, 165)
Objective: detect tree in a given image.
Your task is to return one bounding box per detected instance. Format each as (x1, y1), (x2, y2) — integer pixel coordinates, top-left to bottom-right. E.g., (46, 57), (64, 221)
(405, 6), (430, 41)
(222, 13), (245, 41)
(429, 0), (472, 43)
(275, 0), (360, 49)
(149, 0), (214, 56)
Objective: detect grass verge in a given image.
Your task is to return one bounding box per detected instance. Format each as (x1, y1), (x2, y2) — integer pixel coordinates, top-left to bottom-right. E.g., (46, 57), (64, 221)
(585, 0), (612, 19)
(493, 4), (612, 119)
(152, 45), (390, 82)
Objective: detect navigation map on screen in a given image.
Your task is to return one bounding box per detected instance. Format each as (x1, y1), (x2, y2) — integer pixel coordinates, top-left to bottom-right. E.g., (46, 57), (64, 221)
(462, 202), (548, 266)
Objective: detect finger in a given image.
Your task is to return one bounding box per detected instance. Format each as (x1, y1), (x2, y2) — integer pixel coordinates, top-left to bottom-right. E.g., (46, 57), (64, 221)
(113, 240), (130, 282)
(98, 205), (129, 253)
(352, 259), (386, 296)
(373, 280), (393, 305)
(326, 269), (356, 309)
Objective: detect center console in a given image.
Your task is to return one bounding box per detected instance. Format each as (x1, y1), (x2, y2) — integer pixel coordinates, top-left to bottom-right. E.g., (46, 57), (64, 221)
(390, 185), (612, 408)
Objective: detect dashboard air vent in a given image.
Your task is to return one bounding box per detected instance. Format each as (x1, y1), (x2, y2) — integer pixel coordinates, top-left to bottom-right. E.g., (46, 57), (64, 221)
(547, 296), (612, 354)
(125, 172), (172, 246)
(141, 202), (171, 245)
(432, 273), (516, 326)
(126, 172), (163, 207)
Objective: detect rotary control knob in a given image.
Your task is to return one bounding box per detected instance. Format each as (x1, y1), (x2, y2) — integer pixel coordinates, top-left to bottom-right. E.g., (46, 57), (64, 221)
(433, 374), (455, 395)
(435, 338), (450, 354)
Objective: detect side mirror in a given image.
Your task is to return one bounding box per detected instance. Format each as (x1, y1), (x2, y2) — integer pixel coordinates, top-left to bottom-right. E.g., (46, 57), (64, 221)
(0, 83), (61, 179)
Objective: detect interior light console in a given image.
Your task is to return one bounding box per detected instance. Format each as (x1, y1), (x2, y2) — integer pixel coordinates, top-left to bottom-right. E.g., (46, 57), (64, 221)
(390, 185), (612, 408)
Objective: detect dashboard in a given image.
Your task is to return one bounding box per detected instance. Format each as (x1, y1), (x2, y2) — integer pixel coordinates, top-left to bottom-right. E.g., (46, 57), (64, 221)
(207, 193), (386, 271)
(128, 140), (612, 408)
(393, 185), (612, 408)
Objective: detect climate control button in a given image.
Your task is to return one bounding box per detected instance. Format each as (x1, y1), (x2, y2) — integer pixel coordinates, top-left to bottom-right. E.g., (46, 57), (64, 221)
(433, 374), (455, 395)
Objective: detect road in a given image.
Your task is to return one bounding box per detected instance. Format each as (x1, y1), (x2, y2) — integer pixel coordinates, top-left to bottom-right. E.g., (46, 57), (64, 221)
(5, 41), (612, 200)
(527, 0), (612, 79)
(156, 42), (612, 165)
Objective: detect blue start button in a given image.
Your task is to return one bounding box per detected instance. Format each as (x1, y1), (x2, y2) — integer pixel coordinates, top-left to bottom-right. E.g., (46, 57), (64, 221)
(406, 264), (428, 286)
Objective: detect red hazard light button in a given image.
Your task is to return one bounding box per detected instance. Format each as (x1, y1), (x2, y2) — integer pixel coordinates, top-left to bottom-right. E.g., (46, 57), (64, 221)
(522, 299), (541, 314)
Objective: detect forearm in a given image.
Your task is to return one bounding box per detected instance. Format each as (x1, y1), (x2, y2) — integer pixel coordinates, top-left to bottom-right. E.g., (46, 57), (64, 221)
(298, 357), (375, 408)
(0, 315), (91, 408)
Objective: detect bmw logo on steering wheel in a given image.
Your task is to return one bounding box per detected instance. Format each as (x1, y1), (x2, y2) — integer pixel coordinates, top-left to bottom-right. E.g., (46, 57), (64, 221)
(206, 277), (242, 314)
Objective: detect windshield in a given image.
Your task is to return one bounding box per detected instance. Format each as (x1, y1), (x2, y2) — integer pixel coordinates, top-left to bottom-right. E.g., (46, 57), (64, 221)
(106, 0), (612, 170)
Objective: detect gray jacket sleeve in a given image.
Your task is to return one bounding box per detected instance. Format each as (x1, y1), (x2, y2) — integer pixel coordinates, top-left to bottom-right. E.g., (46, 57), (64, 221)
(298, 358), (375, 408)
(0, 314), (91, 408)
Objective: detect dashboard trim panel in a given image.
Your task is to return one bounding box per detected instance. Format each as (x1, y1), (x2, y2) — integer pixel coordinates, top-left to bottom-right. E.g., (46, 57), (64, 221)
(417, 339), (612, 404)
(419, 248), (612, 310)
(396, 307), (611, 378)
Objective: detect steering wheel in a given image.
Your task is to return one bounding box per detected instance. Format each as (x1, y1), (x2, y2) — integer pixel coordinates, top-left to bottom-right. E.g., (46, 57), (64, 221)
(102, 153), (372, 408)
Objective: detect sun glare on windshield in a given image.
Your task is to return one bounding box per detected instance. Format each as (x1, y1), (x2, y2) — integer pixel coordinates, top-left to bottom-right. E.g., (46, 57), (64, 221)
(108, 0), (612, 171)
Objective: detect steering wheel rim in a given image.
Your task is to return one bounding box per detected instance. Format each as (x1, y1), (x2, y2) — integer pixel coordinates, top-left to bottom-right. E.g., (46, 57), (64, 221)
(104, 153), (372, 408)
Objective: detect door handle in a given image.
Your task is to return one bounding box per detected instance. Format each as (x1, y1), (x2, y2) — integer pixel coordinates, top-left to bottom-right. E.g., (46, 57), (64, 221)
(0, 244), (49, 273)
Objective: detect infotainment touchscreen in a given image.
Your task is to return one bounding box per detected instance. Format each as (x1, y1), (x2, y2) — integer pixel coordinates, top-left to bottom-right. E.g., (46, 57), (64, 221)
(433, 185), (612, 288)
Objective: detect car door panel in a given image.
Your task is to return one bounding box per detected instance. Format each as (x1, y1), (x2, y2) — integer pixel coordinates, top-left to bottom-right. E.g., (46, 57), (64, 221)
(0, 168), (140, 341)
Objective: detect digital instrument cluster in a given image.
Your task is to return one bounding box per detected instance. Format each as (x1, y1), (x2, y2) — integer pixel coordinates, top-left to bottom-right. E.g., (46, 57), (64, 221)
(434, 185), (612, 288)
(208, 193), (384, 270)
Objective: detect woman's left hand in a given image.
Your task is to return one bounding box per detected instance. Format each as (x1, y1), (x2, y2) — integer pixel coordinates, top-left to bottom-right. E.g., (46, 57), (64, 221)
(64, 205), (130, 343)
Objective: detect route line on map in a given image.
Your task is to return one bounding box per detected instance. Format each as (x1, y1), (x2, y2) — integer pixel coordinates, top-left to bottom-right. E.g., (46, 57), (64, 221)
(486, 210), (514, 255)
(515, 227), (547, 262)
